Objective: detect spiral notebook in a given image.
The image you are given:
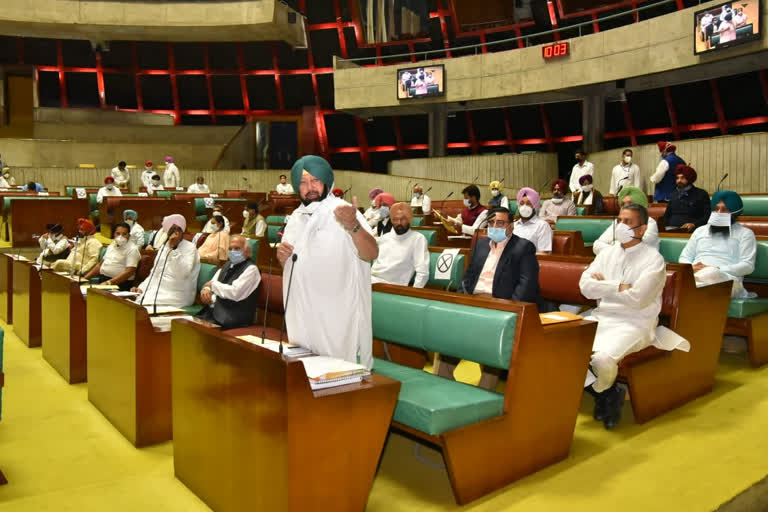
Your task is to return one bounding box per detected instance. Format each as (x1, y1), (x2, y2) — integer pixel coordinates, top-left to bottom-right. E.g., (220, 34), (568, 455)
(300, 356), (370, 390)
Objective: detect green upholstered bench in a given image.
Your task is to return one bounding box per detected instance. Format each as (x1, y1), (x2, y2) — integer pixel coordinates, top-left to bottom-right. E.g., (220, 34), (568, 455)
(266, 215), (285, 225)
(246, 237), (259, 261)
(575, 206), (586, 216)
(182, 262), (218, 316)
(267, 225), (282, 244)
(658, 236), (687, 263)
(410, 216), (425, 227)
(412, 228), (437, 246)
(426, 249), (466, 290)
(369, 284), (596, 504)
(741, 195), (768, 217)
(554, 217), (614, 245)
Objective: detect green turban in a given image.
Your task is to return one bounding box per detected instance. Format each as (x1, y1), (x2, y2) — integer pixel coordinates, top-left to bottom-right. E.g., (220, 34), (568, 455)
(711, 190), (743, 217)
(617, 186), (648, 208)
(123, 209), (138, 220)
(291, 155), (334, 193)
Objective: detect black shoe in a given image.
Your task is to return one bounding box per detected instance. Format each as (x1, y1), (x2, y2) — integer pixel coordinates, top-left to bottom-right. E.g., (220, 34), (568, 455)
(593, 392), (608, 421)
(602, 385), (627, 430)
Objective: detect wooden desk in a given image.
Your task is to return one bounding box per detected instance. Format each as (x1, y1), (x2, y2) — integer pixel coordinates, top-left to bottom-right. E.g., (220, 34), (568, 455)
(87, 289), (173, 446)
(171, 320), (400, 512)
(9, 198), (88, 246)
(41, 271), (87, 383)
(0, 253), (16, 323)
(99, 198), (197, 235)
(12, 259), (42, 347)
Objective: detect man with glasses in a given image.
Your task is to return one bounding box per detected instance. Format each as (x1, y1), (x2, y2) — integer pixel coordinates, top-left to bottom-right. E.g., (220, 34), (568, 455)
(579, 203), (666, 429)
(371, 202), (430, 287)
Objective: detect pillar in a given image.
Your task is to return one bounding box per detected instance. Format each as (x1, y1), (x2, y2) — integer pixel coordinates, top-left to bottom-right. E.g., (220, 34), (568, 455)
(582, 95), (605, 154)
(428, 108), (447, 158)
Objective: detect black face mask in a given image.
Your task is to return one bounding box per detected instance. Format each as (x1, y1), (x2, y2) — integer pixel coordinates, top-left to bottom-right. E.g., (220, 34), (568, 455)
(710, 225), (730, 236)
(394, 224), (410, 235)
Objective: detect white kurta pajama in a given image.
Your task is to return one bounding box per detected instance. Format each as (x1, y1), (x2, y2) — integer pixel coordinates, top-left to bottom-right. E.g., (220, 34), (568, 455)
(410, 194), (432, 214)
(96, 185), (122, 204)
(371, 229), (430, 287)
(128, 221), (146, 248)
(281, 195), (374, 369)
(111, 167), (130, 189)
(187, 183), (210, 194)
(36, 235), (69, 264)
(579, 242), (667, 392)
(163, 163), (180, 188)
(141, 170), (155, 189)
(513, 216), (552, 252)
(136, 239), (200, 308)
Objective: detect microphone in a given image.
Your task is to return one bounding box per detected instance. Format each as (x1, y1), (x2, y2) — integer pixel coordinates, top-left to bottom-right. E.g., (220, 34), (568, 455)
(405, 180), (413, 201)
(78, 234), (89, 279)
(717, 173), (729, 191)
(278, 253), (298, 355)
(343, 186), (352, 199)
(69, 234), (80, 280)
(151, 244), (173, 316)
(425, 186), (432, 193)
(139, 238), (169, 306)
(260, 237), (276, 344)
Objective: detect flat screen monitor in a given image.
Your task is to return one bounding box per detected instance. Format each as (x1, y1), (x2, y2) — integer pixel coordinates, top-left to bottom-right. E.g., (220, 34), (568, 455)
(694, 0), (762, 55)
(397, 65), (445, 100)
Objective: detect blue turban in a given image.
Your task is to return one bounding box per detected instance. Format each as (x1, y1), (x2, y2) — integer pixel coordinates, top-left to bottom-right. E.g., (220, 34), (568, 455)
(711, 190), (743, 217)
(123, 209), (138, 220)
(290, 155), (334, 193)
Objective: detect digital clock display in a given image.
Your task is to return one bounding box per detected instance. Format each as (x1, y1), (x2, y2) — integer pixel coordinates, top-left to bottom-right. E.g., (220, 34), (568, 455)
(542, 42), (569, 59)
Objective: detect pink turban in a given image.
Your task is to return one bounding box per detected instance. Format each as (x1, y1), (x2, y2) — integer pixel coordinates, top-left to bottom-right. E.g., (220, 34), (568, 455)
(375, 193), (396, 208)
(165, 156), (174, 163)
(368, 187), (384, 200)
(516, 187), (540, 210)
(162, 214), (186, 233)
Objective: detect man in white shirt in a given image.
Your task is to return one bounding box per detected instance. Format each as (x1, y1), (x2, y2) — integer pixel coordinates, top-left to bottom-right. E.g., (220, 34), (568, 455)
(83, 223), (141, 291)
(609, 149), (643, 194)
(36, 223), (70, 265)
(371, 202), (430, 287)
(187, 176), (209, 194)
(410, 184), (432, 214)
(364, 187), (384, 228)
(197, 235), (262, 329)
(0, 168), (13, 188)
(132, 214), (201, 308)
(122, 209), (146, 248)
(539, 179), (577, 224)
(275, 174), (294, 195)
(278, 155), (377, 368)
(141, 161), (155, 190)
(203, 204), (230, 234)
(679, 190), (757, 298)
(148, 174), (165, 195)
(569, 149), (594, 197)
(593, 186), (659, 255)
(111, 161), (130, 190)
(96, 176), (122, 204)
(513, 187), (552, 253)
(163, 156), (180, 188)
(579, 203), (666, 429)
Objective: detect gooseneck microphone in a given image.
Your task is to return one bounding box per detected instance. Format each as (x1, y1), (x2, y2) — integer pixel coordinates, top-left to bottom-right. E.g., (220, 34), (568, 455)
(278, 253), (298, 355)
(151, 242), (174, 316)
(78, 234), (89, 279)
(260, 238), (276, 344)
(139, 237), (169, 306)
(717, 173), (729, 191)
(69, 234), (81, 280)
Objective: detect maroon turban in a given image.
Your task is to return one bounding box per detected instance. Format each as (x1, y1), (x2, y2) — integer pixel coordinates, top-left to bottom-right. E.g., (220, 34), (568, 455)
(674, 164), (697, 184)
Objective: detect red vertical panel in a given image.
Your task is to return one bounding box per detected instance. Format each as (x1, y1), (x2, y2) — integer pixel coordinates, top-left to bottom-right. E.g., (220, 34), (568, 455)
(631, 1), (639, 23)
(56, 40), (68, 108)
(316, 112), (330, 158)
(709, 79), (728, 135)
(675, 0), (684, 10)
(436, 0), (453, 58)
(132, 42), (144, 111)
(663, 87), (680, 140)
(514, 27), (525, 49)
(479, 33), (488, 54)
(236, 43), (251, 121)
(503, 108), (517, 153)
(408, 42), (417, 63)
(167, 43), (181, 125)
(95, 50), (106, 108)
(203, 43), (216, 125)
(392, 116), (405, 157)
(759, 71), (768, 107)
(271, 43), (285, 111)
(592, 13), (600, 33)
(539, 105), (555, 152)
(334, 0), (349, 58)
(621, 101), (637, 146)
(355, 117), (371, 171)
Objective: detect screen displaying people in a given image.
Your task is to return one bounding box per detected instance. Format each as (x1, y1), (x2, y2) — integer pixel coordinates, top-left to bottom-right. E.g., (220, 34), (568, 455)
(397, 65), (445, 99)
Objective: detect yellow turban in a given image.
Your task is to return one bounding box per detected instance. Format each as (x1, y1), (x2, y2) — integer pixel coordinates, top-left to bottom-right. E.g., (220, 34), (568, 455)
(490, 180), (502, 191)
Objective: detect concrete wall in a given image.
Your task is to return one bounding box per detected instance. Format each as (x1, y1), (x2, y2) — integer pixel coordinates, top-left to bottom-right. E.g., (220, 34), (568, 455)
(334, 0), (768, 111)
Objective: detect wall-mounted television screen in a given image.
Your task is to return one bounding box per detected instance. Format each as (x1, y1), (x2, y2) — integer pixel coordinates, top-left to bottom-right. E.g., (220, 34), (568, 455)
(694, 0), (762, 55)
(397, 65), (445, 100)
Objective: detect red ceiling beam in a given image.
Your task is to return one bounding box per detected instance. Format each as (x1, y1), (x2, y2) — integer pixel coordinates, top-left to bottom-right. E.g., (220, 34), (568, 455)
(663, 87), (680, 140)
(56, 40), (68, 108)
(131, 42), (144, 111)
(709, 78), (728, 135)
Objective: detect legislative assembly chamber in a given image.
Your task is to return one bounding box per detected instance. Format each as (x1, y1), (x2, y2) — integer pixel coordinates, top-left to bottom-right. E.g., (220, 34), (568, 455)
(1, 0), (768, 510)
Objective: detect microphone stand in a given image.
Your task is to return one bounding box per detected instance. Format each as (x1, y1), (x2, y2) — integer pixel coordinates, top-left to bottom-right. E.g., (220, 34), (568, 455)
(278, 253), (298, 355)
(77, 234), (89, 280)
(139, 239), (168, 306)
(717, 173), (729, 191)
(69, 235), (80, 280)
(151, 243), (174, 316)
(260, 238), (276, 343)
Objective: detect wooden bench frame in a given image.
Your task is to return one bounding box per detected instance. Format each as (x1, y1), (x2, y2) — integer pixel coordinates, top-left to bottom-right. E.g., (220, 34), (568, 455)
(537, 254), (732, 423)
(371, 283), (596, 505)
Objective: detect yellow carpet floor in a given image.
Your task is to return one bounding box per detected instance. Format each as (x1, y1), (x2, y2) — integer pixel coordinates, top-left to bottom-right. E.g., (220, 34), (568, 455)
(1, 320), (768, 511)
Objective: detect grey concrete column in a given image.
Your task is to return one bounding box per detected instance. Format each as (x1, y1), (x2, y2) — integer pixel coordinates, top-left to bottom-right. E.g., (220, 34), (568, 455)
(582, 95), (605, 154)
(428, 108), (447, 158)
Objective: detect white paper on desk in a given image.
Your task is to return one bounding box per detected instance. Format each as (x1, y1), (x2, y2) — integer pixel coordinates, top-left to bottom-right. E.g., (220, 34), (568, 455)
(143, 305), (185, 314)
(434, 248), (460, 281)
(541, 313), (570, 321)
(203, 197), (215, 208)
(150, 315), (193, 332)
(300, 356), (368, 379)
(12, 255), (28, 261)
(584, 369), (597, 388)
(112, 291), (139, 297)
(447, 235), (471, 240)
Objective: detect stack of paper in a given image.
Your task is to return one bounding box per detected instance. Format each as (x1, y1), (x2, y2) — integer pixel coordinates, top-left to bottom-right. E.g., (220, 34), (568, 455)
(80, 284), (118, 296)
(149, 315), (194, 332)
(300, 356), (370, 390)
(236, 335), (313, 356)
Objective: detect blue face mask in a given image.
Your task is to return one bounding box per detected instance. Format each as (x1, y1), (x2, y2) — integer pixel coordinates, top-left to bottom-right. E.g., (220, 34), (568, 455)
(228, 250), (246, 265)
(487, 227), (508, 243)
(379, 206), (390, 218)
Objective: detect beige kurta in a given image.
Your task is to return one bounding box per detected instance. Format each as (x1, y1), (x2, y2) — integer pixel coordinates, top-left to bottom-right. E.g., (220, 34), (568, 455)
(51, 236), (102, 276)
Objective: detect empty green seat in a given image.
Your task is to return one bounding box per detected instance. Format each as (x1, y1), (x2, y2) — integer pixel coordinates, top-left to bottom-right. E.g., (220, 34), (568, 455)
(98, 246), (107, 261)
(728, 299), (768, 319)
(413, 229), (437, 246)
(427, 251), (465, 289)
(267, 225), (282, 244)
(410, 216), (425, 227)
(266, 215), (285, 225)
(659, 237), (689, 263)
(554, 217), (614, 244)
(575, 206), (586, 216)
(742, 196), (768, 217)
(246, 238), (259, 261)
(183, 262), (218, 316)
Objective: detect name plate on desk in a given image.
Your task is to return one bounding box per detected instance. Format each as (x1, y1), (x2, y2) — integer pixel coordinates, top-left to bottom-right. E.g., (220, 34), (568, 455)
(137, 192), (148, 197)
(176, 187), (185, 191)
(37, 192), (49, 196)
(75, 188), (87, 199)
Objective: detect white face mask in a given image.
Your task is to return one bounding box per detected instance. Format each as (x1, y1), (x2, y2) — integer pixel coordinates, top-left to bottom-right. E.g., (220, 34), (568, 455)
(491, 189), (500, 197)
(518, 204), (534, 218)
(551, 197), (564, 204)
(371, 200), (377, 207)
(623, 155), (632, 164)
(581, 184), (593, 193)
(125, 219), (134, 226)
(708, 212), (731, 227)
(243, 210), (250, 219)
(615, 222), (636, 244)
(462, 198), (471, 207)
(152, 180), (160, 186)
(106, 184), (114, 190)
(114, 235), (126, 247)
(379, 206), (390, 219)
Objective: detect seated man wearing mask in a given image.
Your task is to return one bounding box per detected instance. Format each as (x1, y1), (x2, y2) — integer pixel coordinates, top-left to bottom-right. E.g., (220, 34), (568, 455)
(203, 204), (231, 234)
(196, 235), (262, 329)
(82, 223), (141, 291)
(579, 203), (666, 429)
(241, 202), (266, 237)
(148, 174), (164, 195)
(445, 185), (488, 236)
(371, 202), (430, 287)
(132, 214), (201, 308)
(540, 179), (577, 224)
(374, 193), (396, 236)
(593, 186), (659, 255)
(97, 176), (122, 204)
(574, 174), (604, 214)
(36, 223), (70, 265)
(122, 210), (146, 248)
(662, 165), (710, 232)
(364, 187), (384, 228)
(187, 176), (210, 194)
(198, 215), (230, 264)
(679, 190), (756, 298)
(513, 187), (552, 253)
(51, 218), (102, 276)
(410, 184), (431, 214)
(487, 180), (510, 210)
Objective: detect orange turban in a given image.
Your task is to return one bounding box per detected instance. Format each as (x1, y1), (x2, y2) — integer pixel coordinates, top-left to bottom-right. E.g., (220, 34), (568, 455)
(77, 218), (95, 235)
(390, 202), (412, 221)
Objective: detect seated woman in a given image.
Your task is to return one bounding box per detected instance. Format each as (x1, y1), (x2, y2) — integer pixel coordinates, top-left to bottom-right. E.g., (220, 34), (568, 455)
(198, 215), (230, 264)
(573, 174), (604, 214)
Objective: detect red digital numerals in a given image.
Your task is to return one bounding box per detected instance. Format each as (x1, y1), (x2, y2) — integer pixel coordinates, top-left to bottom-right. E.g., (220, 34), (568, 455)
(542, 42), (569, 59)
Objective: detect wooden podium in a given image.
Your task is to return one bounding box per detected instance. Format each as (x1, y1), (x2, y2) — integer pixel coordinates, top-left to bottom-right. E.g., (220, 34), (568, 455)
(171, 321), (400, 512)
(0, 253), (16, 323)
(12, 259), (42, 347)
(41, 271), (87, 383)
(87, 289), (174, 446)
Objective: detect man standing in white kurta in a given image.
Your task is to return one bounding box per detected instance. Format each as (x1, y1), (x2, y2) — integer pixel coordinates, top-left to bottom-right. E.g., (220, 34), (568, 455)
(579, 203), (666, 430)
(278, 155), (378, 369)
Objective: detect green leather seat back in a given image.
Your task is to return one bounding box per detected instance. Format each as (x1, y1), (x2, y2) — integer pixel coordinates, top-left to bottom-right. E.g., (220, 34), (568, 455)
(413, 229), (437, 246)
(194, 198), (207, 217)
(508, 199), (517, 216)
(266, 215), (285, 225)
(410, 216), (424, 227)
(89, 193), (98, 212)
(267, 225), (282, 244)
(144, 231), (153, 247)
(373, 358), (504, 435)
(197, 263), (217, 292)
(727, 298), (768, 319)
(98, 246), (107, 261)
(427, 252), (465, 289)
(575, 206), (586, 216)
(659, 237), (689, 263)
(246, 238), (259, 261)
(554, 217), (614, 244)
(742, 196), (768, 217)
(372, 291), (517, 369)
(750, 241), (768, 280)
(154, 191), (172, 199)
